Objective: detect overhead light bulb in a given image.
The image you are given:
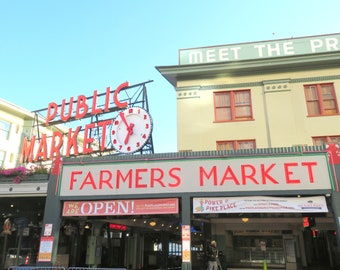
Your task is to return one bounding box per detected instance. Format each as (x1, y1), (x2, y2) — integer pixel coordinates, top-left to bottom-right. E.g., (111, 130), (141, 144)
(149, 221), (157, 227)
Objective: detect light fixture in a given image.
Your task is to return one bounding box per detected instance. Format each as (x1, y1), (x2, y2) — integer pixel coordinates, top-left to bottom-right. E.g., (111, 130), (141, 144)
(149, 221), (157, 227)
(242, 217), (249, 223)
(84, 222), (91, 229)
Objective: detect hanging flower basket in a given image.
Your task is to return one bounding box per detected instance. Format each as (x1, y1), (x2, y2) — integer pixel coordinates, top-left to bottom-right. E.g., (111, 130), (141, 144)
(0, 164), (50, 183)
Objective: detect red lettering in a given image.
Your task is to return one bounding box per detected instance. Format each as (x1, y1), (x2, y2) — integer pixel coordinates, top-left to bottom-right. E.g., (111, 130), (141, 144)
(113, 82), (129, 108)
(116, 170), (133, 188)
(99, 170), (113, 189)
(302, 162), (317, 183)
(83, 123), (95, 154)
(135, 168), (148, 188)
(46, 102), (58, 125)
(92, 90), (103, 115)
(97, 119), (113, 151)
(34, 134), (48, 162)
(104, 87), (111, 112)
(220, 166), (240, 185)
(199, 166), (218, 186)
(241, 164), (259, 185)
(150, 168), (165, 187)
(285, 162), (300, 184)
(168, 167), (181, 187)
(261, 164), (279, 184)
(60, 98), (73, 122)
(49, 131), (63, 159)
(66, 126), (81, 157)
(80, 171), (97, 190)
(20, 136), (36, 163)
(70, 171), (82, 190)
(75, 95), (89, 119)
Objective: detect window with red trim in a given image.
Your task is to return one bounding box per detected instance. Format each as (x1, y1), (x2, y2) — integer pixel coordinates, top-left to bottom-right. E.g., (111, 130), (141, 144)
(214, 90), (252, 122)
(217, 140), (256, 150)
(312, 136), (340, 146)
(304, 83), (338, 116)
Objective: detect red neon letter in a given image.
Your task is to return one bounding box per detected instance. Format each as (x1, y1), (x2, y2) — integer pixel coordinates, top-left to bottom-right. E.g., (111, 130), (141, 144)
(92, 90), (103, 115)
(49, 131), (63, 159)
(113, 82), (129, 108)
(46, 102), (58, 126)
(34, 134), (48, 162)
(66, 126), (81, 157)
(60, 98), (74, 122)
(20, 136), (36, 163)
(97, 119), (113, 151)
(83, 123), (95, 154)
(75, 95), (89, 119)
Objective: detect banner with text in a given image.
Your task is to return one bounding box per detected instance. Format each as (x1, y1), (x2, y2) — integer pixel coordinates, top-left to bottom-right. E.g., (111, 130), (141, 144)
(59, 154), (332, 197)
(193, 196), (328, 213)
(62, 198), (179, 216)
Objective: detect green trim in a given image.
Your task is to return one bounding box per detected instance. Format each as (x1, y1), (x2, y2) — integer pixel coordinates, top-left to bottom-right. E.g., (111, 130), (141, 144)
(176, 74), (340, 91)
(63, 145), (327, 164)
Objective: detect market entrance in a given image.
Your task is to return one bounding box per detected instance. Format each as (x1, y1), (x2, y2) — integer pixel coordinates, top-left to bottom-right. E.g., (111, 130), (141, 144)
(58, 214), (185, 269)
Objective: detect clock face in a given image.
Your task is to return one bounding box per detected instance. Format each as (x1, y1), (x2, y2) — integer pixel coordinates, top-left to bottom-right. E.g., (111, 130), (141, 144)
(111, 107), (153, 153)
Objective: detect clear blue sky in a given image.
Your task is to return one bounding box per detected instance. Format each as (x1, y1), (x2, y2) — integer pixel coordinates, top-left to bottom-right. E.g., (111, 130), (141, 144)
(1, 1), (340, 153)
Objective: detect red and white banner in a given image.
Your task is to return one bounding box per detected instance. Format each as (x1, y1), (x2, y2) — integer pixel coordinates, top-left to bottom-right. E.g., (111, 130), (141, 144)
(62, 198), (179, 216)
(59, 154), (332, 197)
(193, 196), (328, 213)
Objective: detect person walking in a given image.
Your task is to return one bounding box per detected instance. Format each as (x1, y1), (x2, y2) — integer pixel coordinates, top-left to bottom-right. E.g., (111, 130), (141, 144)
(206, 240), (218, 270)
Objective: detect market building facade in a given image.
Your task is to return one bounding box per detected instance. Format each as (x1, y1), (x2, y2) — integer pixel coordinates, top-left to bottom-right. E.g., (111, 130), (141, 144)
(1, 33), (340, 270)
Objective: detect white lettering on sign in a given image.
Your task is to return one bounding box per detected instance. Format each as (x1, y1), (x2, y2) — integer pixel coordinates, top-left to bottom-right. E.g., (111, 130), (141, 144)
(180, 33), (340, 65)
(59, 154), (332, 197)
(254, 42), (295, 57)
(189, 47), (241, 63)
(310, 38), (339, 52)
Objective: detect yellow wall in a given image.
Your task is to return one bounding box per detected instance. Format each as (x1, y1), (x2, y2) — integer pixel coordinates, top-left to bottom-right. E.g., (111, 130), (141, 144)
(176, 66), (340, 151)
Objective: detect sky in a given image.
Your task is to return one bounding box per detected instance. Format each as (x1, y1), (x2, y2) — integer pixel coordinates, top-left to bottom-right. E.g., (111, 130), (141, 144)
(1, 0), (340, 153)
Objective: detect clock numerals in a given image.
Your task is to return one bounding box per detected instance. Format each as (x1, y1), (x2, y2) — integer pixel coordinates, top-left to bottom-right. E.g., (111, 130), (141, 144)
(111, 107), (152, 154)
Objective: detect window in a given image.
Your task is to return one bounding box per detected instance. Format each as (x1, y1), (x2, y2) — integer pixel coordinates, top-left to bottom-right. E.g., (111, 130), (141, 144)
(0, 151), (5, 167)
(217, 140), (256, 150)
(0, 120), (11, 140)
(304, 83), (338, 116)
(214, 90), (252, 122)
(312, 136), (340, 146)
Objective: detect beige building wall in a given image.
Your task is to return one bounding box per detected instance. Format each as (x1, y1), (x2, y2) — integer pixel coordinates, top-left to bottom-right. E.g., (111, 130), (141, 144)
(0, 98), (84, 169)
(174, 64), (340, 152)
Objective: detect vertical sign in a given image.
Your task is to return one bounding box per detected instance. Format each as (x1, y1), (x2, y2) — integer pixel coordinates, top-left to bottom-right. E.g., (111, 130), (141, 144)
(44, 223), (53, 236)
(182, 225), (191, 262)
(38, 236), (54, 262)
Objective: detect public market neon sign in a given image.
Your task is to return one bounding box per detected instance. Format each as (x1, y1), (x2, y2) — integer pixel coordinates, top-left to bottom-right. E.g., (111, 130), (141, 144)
(20, 82), (129, 162)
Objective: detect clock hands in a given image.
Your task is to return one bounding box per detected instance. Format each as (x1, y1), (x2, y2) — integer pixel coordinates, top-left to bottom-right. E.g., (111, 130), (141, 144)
(119, 111), (134, 144)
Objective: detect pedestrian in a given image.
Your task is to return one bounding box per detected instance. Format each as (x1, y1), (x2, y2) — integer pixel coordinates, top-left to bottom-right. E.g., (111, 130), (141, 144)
(206, 240), (218, 270)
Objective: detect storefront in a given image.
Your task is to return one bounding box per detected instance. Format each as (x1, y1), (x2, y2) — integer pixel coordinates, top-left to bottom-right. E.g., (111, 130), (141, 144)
(37, 148), (340, 269)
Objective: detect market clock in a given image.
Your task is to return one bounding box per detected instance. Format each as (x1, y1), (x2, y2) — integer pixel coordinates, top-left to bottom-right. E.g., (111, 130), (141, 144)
(111, 107), (153, 154)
